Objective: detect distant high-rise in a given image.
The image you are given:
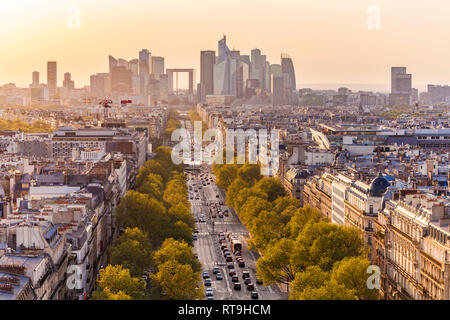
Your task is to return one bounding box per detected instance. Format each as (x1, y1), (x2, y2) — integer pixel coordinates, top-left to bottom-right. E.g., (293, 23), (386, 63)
(281, 53), (296, 91)
(214, 36), (235, 95)
(270, 64), (282, 77)
(111, 66), (133, 93)
(250, 49), (263, 90)
(90, 73), (111, 96)
(391, 67), (411, 94)
(129, 59), (139, 76)
(63, 72), (74, 90)
(200, 51), (215, 96)
(271, 75), (285, 106)
(390, 67), (412, 106)
(32, 71), (39, 88)
(47, 61), (57, 97)
(151, 56), (165, 75)
(139, 49), (150, 75)
(109, 55), (118, 75)
(427, 84), (450, 104)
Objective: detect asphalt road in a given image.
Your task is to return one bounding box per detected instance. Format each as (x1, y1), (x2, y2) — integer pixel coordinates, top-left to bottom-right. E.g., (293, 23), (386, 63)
(182, 116), (287, 300)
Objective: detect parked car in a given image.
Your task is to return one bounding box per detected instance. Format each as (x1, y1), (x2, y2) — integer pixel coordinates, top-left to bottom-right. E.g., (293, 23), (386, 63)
(193, 235), (198, 241)
(251, 292), (259, 299)
(256, 278), (263, 285)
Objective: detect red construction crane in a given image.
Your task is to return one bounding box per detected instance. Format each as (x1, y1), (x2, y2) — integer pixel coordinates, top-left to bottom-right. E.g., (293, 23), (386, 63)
(99, 99), (132, 123)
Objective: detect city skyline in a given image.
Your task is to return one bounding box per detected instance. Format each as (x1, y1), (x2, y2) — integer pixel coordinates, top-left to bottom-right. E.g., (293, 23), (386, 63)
(1, 0), (450, 89)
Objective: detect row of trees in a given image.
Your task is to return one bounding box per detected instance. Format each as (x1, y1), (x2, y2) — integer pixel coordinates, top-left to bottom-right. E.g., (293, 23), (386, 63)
(0, 119), (53, 133)
(164, 110), (182, 138)
(212, 160), (378, 300)
(92, 146), (203, 300)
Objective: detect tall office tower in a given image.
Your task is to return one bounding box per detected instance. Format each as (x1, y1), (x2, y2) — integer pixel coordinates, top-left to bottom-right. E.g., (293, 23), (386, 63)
(390, 67), (412, 106)
(214, 36), (233, 95)
(250, 49), (268, 91)
(391, 67), (407, 93)
(129, 59), (139, 75)
(281, 53), (296, 91)
(90, 73), (111, 96)
(111, 66), (133, 93)
(109, 55), (118, 75)
(240, 55), (250, 93)
(139, 49), (150, 75)
(63, 72), (74, 90)
(151, 56), (165, 75)
(271, 64), (284, 105)
(200, 50), (215, 96)
(250, 48), (261, 80)
(32, 71), (39, 88)
(271, 64), (282, 77)
(139, 50), (150, 96)
(230, 50), (245, 98)
(272, 75), (285, 106)
(47, 61), (57, 97)
(265, 61), (271, 93)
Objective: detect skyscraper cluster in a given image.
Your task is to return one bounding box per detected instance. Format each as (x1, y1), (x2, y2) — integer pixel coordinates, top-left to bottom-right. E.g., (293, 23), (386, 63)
(91, 50), (168, 105)
(199, 36), (298, 105)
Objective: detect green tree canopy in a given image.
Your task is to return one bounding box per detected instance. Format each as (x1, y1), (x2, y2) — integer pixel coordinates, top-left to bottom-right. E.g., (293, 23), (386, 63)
(330, 256), (379, 300)
(214, 164), (238, 190)
(153, 238), (201, 273)
(254, 177), (287, 202)
(137, 173), (164, 200)
(292, 221), (364, 272)
(109, 228), (153, 277)
(91, 265), (146, 300)
(256, 238), (296, 286)
(167, 203), (194, 228)
(115, 191), (170, 247)
(236, 163), (262, 185)
(150, 260), (203, 300)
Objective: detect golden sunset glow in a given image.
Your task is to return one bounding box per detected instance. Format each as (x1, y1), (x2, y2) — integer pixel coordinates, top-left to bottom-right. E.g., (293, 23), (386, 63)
(1, 0), (450, 90)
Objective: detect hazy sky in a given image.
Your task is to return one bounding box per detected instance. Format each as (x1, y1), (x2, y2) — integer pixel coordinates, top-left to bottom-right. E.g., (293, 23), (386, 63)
(1, 0), (450, 91)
